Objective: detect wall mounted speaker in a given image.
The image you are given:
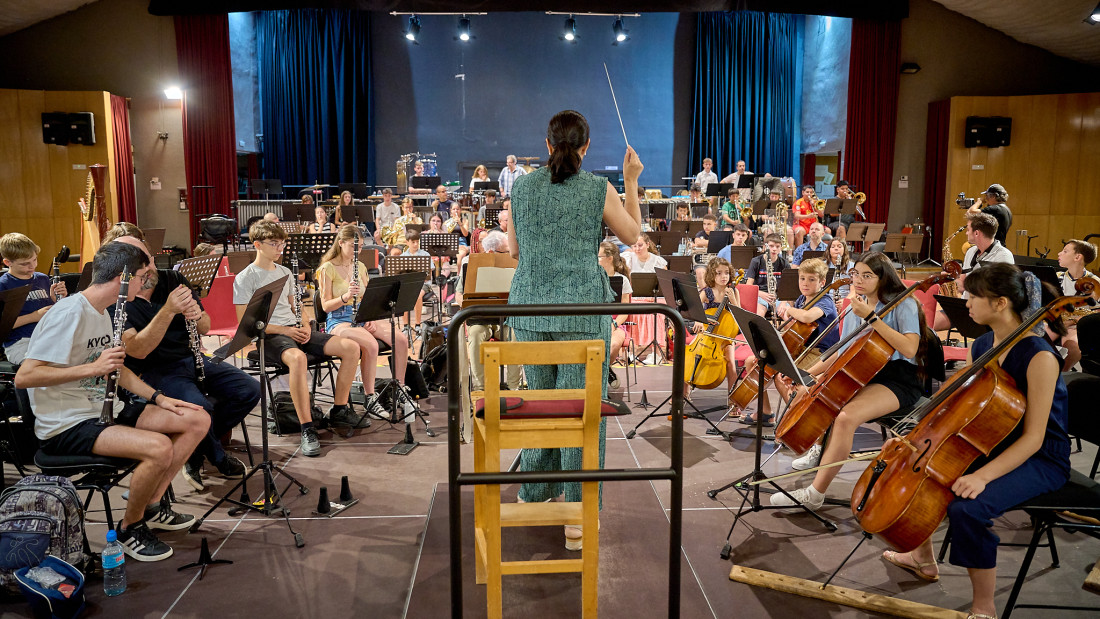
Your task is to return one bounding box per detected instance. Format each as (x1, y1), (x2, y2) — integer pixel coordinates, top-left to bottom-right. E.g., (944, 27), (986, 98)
(41, 112), (69, 145)
(964, 115), (1011, 148)
(67, 112), (95, 145)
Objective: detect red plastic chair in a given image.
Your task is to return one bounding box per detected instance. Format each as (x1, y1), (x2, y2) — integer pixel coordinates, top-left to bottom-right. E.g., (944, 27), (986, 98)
(203, 274), (240, 363)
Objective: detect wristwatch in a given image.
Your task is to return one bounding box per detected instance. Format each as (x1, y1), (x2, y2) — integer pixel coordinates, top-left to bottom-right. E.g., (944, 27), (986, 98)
(149, 389), (164, 404)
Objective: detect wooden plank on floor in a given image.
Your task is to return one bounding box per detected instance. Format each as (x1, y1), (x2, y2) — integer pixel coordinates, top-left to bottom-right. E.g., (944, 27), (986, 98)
(729, 565), (967, 619)
(1085, 558), (1100, 595)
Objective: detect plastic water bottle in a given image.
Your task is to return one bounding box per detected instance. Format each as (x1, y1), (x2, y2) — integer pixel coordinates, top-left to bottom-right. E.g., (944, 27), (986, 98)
(102, 529), (126, 596)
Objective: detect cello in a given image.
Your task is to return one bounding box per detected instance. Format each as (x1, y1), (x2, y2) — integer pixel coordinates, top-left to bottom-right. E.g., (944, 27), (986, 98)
(684, 269), (745, 389)
(728, 275), (851, 414)
(850, 280), (1095, 553)
(774, 266), (959, 455)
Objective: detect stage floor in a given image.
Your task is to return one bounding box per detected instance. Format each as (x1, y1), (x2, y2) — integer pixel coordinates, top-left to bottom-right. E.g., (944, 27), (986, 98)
(2, 363), (1098, 618)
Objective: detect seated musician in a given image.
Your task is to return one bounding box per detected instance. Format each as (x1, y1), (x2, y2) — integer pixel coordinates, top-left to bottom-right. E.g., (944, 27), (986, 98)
(791, 185), (819, 248)
(719, 187), (740, 230)
(334, 191), (355, 227)
(745, 234), (788, 317)
(192, 243), (214, 258)
(16, 242), (208, 561)
(316, 226), (414, 425)
(933, 211), (1013, 330)
(386, 198), (423, 256)
(300, 194), (314, 206)
(621, 233), (667, 273)
(430, 185), (453, 216)
(715, 224), (754, 265)
(674, 202), (691, 222)
(879, 264), (1069, 619)
(689, 257), (741, 394)
(234, 221), (361, 457)
(408, 160), (431, 194)
(374, 189), (400, 245)
(693, 214), (718, 250)
(1055, 239), (1099, 371)
(791, 221), (828, 266)
(304, 206), (335, 234)
(105, 235), (256, 490)
(460, 231), (521, 394)
(470, 165), (492, 191)
(771, 251), (931, 510)
(476, 189), (498, 223)
(687, 183), (704, 205)
(827, 180), (856, 240)
(399, 229), (429, 329)
(444, 203), (471, 263)
(599, 241), (632, 389)
(0, 233), (68, 365)
(741, 258), (839, 427)
(492, 208), (512, 235)
(826, 237), (854, 299)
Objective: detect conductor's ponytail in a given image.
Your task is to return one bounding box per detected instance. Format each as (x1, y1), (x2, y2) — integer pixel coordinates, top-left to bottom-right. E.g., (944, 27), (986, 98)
(547, 110), (590, 184)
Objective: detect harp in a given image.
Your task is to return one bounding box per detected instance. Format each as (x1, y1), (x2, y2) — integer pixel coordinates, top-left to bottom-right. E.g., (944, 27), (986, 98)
(82, 164), (109, 239)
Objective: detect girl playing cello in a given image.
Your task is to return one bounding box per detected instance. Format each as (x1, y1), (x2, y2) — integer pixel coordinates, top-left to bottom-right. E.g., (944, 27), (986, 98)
(688, 257), (741, 393)
(771, 252), (931, 509)
(878, 263), (1069, 619)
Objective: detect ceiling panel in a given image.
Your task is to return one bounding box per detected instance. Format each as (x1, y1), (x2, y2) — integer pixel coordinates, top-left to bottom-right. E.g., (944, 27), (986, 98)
(0, 0), (100, 38)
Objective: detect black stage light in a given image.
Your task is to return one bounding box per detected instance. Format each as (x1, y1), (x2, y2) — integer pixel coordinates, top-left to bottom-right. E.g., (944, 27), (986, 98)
(405, 15), (421, 41)
(564, 16), (576, 41)
(458, 16), (471, 41)
(613, 17), (628, 43)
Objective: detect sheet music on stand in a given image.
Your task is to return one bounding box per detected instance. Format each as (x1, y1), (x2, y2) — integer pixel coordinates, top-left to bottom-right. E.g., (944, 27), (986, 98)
(421, 233), (460, 258)
(384, 255), (433, 277)
(483, 207), (503, 228)
(286, 232), (336, 269)
(176, 254), (224, 298)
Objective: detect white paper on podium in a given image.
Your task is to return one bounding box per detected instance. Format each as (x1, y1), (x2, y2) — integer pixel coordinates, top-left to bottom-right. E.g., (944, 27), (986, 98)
(475, 267), (515, 292)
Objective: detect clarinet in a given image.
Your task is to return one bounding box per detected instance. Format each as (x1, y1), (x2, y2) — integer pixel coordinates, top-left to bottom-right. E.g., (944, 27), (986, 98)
(98, 267), (131, 425)
(765, 252), (777, 301)
(51, 245), (69, 302)
(185, 317), (206, 391)
(290, 252), (303, 328)
(351, 235), (360, 308)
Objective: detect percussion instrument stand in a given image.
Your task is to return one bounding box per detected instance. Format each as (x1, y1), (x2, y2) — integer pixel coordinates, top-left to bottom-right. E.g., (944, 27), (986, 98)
(191, 277), (307, 548)
(710, 307), (836, 561)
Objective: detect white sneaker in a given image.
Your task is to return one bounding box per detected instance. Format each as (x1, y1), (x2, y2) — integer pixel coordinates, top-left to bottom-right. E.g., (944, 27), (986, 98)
(769, 485), (824, 510)
(792, 444), (822, 471)
(399, 385), (416, 421)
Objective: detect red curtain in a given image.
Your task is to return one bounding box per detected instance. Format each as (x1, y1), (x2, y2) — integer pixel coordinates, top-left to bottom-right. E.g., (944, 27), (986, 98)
(110, 94), (137, 224)
(843, 19), (901, 224)
(801, 153), (816, 189)
(175, 14), (236, 246)
(922, 100), (951, 259)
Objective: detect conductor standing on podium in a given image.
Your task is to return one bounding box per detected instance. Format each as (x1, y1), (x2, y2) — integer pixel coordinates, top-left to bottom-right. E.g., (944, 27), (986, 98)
(505, 109), (643, 550)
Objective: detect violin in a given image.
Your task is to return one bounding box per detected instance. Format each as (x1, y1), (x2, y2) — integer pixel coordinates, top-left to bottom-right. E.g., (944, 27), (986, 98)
(850, 279), (1095, 553)
(774, 267), (960, 455)
(728, 276), (851, 414)
(684, 269), (746, 389)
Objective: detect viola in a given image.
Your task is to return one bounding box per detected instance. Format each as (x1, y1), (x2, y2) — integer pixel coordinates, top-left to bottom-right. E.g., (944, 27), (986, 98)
(774, 267), (959, 455)
(850, 280), (1095, 553)
(728, 276), (851, 414)
(684, 269), (745, 389)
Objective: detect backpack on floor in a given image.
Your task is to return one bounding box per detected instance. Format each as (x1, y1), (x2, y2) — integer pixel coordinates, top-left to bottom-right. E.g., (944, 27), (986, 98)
(267, 391), (324, 434)
(420, 344), (448, 392)
(0, 475), (88, 595)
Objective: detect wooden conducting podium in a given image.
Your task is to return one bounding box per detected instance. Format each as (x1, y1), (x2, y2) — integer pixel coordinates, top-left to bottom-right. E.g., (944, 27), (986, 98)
(459, 252), (518, 443)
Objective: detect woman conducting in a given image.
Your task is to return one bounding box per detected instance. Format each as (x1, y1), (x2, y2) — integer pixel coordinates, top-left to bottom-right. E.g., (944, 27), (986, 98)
(506, 110), (643, 550)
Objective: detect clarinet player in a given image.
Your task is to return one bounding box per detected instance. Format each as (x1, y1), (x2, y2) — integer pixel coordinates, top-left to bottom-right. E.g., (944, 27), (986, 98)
(107, 236), (259, 491)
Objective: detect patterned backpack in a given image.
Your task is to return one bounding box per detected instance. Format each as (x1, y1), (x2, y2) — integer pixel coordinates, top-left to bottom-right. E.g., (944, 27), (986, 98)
(0, 475), (88, 593)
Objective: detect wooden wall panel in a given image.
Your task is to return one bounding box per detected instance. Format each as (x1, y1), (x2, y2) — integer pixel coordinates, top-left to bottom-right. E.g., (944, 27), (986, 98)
(943, 92), (1100, 269)
(0, 88), (114, 271)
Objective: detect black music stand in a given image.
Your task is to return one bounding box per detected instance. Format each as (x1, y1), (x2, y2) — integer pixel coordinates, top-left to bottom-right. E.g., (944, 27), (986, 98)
(707, 230), (733, 255)
(662, 255), (694, 274)
(628, 272), (663, 365)
(472, 181), (498, 192)
(690, 204), (710, 219)
(712, 305), (836, 560)
(1017, 263), (1061, 290)
(409, 176), (441, 191)
(384, 255), (433, 342)
(337, 183), (369, 199)
(800, 250), (826, 263)
(343, 272), (434, 453)
(483, 208), (503, 229)
(421, 232), (460, 321)
(75, 262), (94, 292)
(706, 183), (736, 205)
(648, 202), (671, 221)
(0, 286), (31, 348)
(176, 254), (223, 299)
(935, 294), (991, 341)
(192, 275), (308, 548)
(775, 268), (801, 301)
(250, 179), (283, 210)
(285, 233), (336, 270)
(725, 246), (758, 271)
(625, 269), (733, 441)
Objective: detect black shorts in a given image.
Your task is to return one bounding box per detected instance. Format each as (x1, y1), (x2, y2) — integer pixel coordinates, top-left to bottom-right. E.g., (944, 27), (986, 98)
(869, 359), (924, 409)
(264, 331), (335, 366)
(39, 398), (147, 457)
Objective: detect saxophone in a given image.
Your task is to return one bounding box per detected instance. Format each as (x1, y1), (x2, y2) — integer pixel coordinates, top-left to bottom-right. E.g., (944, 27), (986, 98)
(939, 224), (966, 298)
(290, 252), (303, 328)
(98, 267), (131, 425)
(774, 202), (791, 256)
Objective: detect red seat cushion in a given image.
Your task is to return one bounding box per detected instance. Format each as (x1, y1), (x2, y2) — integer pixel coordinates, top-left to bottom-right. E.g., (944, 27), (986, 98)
(943, 346), (969, 362)
(475, 397), (630, 419)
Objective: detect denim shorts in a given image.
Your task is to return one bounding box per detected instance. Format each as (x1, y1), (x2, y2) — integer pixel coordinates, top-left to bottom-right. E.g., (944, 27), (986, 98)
(326, 304), (355, 332)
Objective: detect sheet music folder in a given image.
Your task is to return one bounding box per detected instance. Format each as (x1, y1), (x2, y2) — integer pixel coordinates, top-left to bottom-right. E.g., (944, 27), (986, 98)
(462, 253), (517, 308)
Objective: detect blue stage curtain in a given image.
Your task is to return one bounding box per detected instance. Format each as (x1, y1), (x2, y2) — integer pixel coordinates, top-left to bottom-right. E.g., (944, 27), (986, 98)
(689, 11), (799, 183)
(256, 9), (373, 188)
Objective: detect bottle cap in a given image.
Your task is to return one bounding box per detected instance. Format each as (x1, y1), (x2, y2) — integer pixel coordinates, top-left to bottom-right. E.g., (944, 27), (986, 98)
(106, 529), (117, 542)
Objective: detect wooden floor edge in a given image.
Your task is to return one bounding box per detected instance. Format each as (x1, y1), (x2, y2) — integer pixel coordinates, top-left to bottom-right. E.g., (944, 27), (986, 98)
(729, 565), (967, 619)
